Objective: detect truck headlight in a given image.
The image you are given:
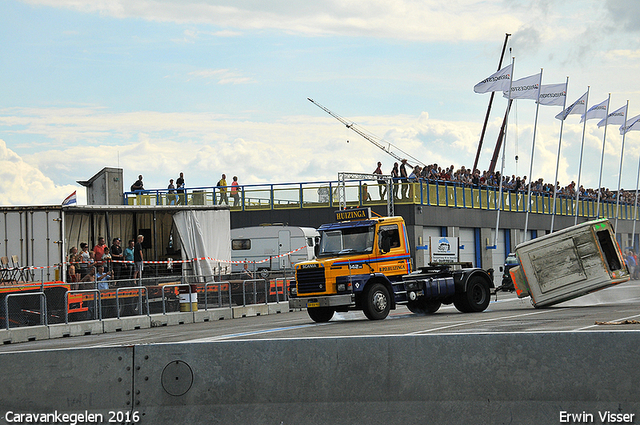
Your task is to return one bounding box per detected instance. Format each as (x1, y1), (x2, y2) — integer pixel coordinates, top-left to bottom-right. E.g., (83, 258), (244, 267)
(337, 283), (346, 292)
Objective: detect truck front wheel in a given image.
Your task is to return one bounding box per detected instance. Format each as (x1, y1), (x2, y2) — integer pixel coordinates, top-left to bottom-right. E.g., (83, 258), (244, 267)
(454, 277), (490, 313)
(363, 283), (391, 320)
(308, 307), (334, 323)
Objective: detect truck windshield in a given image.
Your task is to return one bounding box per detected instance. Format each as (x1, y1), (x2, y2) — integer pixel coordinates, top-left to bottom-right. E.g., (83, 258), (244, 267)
(318, 226), (375, 257)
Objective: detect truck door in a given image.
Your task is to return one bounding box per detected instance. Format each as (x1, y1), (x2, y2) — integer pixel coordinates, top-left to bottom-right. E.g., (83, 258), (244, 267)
(377, 224), (409, 276)
(278, 230), (291, 270)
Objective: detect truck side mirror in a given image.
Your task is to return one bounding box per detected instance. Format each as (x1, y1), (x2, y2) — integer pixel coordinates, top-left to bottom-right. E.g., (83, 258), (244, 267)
(314, 243), (320, 258)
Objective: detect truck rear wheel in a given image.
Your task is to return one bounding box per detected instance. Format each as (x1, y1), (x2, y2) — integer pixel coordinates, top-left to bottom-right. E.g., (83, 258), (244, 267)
(454, 277), (490, 313)
(363, 283), (391, 320)
(307, 307), (334, 323)
(407, 299), (441, 315)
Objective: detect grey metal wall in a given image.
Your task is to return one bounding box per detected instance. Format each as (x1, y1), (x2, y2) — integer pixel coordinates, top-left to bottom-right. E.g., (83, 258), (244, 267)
(1, 332), (638, 425)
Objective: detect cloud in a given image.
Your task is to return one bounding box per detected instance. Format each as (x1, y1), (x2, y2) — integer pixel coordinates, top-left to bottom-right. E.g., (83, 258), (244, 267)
(0, 139), (79, 205)
(606, 0), (640, 32)
(2, 103), (640, 206)
(187, 69), (256, 85)
(21, 0), (522, 42)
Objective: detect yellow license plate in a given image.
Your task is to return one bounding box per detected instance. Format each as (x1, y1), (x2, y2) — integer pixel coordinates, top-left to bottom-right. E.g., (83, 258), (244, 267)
(307, 302), (320, 308)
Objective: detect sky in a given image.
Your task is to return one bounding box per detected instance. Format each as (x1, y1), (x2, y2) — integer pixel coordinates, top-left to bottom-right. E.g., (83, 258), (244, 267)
(1, 0), (639, 205)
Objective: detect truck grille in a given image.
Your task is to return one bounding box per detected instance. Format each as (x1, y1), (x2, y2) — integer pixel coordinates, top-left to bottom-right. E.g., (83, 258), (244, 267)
(296, 268), (326, 294)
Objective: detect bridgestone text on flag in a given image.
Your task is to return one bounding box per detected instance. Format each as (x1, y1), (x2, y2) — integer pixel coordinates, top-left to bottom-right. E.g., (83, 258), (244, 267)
(620, 114), (640, 135)
(581, 98), (609, 123)
(503, 73), (542, 100)
(473, 64), (513, 94)
(597, 104), (627, 128)
(538, 83), (567, 107)
(555, 91), (588, 121)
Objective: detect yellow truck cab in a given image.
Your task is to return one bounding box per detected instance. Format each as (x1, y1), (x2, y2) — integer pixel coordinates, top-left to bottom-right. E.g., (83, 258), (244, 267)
(289, 208), (494, 322)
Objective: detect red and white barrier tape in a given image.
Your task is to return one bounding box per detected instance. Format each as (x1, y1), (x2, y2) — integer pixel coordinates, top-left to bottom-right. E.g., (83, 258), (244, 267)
(28, 245), (309, 270)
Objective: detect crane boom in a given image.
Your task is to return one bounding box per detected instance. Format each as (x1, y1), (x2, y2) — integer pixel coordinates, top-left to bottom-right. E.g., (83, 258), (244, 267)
(307, 98), (425, 167)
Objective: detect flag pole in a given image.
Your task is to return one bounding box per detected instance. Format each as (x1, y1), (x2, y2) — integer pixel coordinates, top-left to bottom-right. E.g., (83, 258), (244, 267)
(614, 100), (630, 234)
(574, 87), (590, 225)
(473, 33), (511, 173)
(632, 135), (640, 251)
(595, 93), (612, 218)
(550, 76), (569, 233)
(523, 69), (543, 240)
(493, 56), (516, 248)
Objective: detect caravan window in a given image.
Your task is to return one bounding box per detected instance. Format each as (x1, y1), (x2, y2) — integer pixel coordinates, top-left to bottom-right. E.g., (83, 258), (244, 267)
(232, 239), (251, 250)
(596, 230), (622, 272)
(307, 237), (314, 247)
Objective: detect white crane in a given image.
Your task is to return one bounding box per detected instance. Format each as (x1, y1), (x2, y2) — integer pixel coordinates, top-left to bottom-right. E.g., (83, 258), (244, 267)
(307, 98), (426, 168)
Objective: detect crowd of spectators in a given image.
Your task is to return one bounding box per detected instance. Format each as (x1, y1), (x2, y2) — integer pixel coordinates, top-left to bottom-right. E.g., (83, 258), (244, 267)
(392, 161), (640, 205)
(66, 236), (144, 288)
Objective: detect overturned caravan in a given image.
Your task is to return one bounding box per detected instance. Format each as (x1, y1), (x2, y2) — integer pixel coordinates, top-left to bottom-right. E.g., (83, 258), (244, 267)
(510, 219), (630, 308)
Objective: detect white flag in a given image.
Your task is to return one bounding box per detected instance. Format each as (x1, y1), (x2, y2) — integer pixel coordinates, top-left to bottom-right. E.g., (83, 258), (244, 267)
(502, 73), (542, 100)
(597, 104), (627, 128)
(537, 83), (567, 107)
(555, 91), (588, 120)
(474, 64), (513, 94)
(620, 114), (640, 135)
(580, 98), (609, 123)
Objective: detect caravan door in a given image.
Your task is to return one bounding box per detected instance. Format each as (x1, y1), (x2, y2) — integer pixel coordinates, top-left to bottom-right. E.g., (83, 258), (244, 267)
(279, 230), (291, 270)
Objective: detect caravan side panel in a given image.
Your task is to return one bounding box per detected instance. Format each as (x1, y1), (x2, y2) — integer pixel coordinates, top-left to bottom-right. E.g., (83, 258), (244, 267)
(514, 220), (629, 308)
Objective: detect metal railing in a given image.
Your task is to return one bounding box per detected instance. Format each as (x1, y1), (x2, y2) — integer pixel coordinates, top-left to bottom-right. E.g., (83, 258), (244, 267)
(65, 289), (102, 323)
(115, 286), (150, 319)
(203, 281), (231, 310)
(0, 274), (294, 331)
(124, 179), (640, 221)
(161, 283), (194, 314)
(4, 292), (47, 330)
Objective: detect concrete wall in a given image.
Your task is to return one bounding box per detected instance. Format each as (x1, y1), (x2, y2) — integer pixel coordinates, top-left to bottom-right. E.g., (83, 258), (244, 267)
(1, 332), (638, 425)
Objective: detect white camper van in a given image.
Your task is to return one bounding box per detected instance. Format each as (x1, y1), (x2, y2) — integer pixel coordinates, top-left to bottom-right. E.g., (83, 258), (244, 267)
(231, 225), (319, 277)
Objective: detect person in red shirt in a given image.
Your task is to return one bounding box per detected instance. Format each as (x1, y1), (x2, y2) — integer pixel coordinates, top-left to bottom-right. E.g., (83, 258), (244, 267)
(231, 176), (240, 207)
(93, 237), (107, 264)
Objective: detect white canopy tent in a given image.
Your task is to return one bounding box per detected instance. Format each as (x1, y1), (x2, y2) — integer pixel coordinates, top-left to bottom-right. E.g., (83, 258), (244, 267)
(172, 209), (231, 277)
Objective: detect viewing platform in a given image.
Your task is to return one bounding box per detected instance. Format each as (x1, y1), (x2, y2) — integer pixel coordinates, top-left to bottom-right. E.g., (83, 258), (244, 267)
(124, 179), (640, 222)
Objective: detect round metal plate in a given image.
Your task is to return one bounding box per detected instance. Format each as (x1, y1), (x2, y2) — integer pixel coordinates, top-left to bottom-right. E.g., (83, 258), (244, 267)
(161, 360), (194, 396)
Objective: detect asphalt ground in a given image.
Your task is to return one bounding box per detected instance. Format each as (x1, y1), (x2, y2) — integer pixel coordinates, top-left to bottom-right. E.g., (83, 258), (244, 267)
(2, 280), (640, 353)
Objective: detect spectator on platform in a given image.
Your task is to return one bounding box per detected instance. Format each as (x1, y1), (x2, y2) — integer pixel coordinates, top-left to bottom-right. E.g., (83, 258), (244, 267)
(101, 247), (112, 273)
(78, 242), (94, 278)
(110, 238), (124, 281)
(400, 159), (412, 200)
(67, 246), (80, 283)
(231, 176), (240, 207)
(93, 237), (107, 264)
(391, 162), (399, 200)
(176, 172), (185, 205)
(167, 179), (177, 205)
(124, 239), (135, 280)
(374, 162), (385, 200)
(134, 235), (144, 281)
(95, 265), (112, 290)
(217, 174), (228, 205)
(361, 183), (372, 202)
(131, 175), (144, 192)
